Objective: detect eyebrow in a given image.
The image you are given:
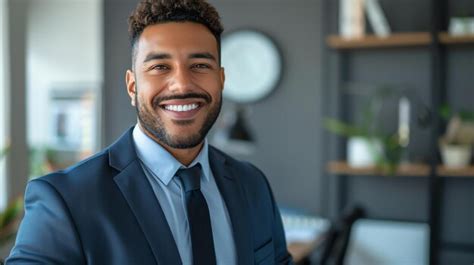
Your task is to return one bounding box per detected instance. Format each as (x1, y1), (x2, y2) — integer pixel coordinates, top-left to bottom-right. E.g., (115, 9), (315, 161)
(143, 53), (171, 63)
(189, 52), (217, 62)
(142, 52), (217, 63)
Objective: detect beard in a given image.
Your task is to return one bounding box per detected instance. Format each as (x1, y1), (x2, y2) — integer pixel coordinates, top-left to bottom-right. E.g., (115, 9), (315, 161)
(135, 89), (222, 149)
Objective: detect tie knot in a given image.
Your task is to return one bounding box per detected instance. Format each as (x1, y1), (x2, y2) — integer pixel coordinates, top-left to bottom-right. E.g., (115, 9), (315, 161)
(176, 163), (202, 192)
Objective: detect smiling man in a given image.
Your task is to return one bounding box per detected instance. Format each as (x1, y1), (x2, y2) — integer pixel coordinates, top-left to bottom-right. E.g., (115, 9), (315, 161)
(7, 1), (293, 265)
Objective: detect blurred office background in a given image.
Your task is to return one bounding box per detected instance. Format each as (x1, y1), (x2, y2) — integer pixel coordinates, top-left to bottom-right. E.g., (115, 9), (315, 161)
(1, 0), (474, 264)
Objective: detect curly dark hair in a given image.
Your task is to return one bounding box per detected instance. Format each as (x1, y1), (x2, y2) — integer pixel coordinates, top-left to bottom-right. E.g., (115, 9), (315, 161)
(128, 0), (224, 66)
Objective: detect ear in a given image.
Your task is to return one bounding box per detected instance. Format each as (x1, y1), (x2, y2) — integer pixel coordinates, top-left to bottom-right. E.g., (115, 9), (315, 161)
(219, 67), (225, 91)
(125, 69), (136, 106)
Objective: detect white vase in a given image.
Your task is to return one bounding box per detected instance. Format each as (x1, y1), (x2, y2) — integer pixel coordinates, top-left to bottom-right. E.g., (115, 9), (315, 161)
(440, 144), (472, 168)
(449, 17), (469, 35)
(347, 137), (382, 167)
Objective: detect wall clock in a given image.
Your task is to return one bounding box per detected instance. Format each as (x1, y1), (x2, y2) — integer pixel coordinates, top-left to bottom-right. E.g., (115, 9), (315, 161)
(221, 30), (282, 103)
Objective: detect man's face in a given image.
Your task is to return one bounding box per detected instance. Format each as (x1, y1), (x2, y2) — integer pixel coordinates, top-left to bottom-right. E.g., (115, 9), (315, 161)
(126, 22), (224, 149)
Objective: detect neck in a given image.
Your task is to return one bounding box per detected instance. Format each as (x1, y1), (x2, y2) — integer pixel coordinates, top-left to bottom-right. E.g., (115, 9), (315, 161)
(138, 123), (203, 166)
(166, 143), (203, 167)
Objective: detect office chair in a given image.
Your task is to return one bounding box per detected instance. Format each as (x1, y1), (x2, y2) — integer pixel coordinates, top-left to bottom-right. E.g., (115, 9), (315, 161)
(314, 206), (365, 265)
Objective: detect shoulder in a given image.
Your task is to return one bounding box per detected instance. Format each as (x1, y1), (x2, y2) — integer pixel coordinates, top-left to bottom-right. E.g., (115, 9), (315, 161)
(209, 145), (272, 196)
(210, 145), (266, 176)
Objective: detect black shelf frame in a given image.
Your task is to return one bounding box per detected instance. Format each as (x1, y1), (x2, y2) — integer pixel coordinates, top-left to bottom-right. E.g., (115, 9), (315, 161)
(427, 0), (448, 264)
(323, 0), (474, 264)
(441, 241), (474, 253)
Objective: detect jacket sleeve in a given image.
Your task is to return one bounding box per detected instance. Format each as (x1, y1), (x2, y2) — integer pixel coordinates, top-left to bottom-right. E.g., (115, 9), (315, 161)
(6, 179), (85, 264)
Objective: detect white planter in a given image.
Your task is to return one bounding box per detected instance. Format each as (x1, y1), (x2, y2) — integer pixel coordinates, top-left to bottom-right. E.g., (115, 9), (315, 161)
(440, 144), (472, 168)
(449, 17), (469, 35)
(347, 137), (382, 167)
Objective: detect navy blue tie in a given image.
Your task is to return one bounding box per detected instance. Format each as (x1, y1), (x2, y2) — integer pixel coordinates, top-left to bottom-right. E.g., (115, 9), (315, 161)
(177, 164), (216, 265)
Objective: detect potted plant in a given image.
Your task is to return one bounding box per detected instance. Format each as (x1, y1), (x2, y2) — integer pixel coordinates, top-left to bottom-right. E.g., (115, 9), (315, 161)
(0, 145), (24, 263)
(325, 85), (405, 175)
(439, 105), (474, 168)
(0, 197), (23, 260)
(325, 118), (403, 175)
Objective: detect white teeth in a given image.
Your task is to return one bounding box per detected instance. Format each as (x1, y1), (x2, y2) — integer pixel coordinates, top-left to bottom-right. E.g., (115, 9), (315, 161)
(164, 103), (199, 112)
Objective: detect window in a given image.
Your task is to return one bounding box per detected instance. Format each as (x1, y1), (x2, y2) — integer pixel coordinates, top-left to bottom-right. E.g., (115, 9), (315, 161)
(26, 0), (102, 179)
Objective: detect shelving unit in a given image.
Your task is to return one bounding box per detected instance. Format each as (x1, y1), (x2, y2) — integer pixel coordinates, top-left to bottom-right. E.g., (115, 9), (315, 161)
(323, 0), (474, 264)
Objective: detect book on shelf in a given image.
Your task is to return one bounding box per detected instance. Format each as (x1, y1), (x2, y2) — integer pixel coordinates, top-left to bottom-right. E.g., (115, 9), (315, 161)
(338, 0), (391, 38)
(339, 0), (365, 38)
(364, 0), (391, 37)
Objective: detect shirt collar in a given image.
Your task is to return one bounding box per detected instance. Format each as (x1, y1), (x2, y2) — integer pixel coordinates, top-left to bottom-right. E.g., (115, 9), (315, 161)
(132, 124), (211, 186)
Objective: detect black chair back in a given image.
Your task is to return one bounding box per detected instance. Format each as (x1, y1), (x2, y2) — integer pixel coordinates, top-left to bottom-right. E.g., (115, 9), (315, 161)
(315, 206), (365, 265)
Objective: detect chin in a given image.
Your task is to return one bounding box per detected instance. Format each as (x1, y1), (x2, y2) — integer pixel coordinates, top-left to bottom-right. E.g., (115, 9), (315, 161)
(166, 135), (204, 149)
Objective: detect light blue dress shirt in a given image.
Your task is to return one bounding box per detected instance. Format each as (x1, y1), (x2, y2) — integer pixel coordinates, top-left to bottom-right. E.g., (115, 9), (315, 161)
(132, 125), (237, 265)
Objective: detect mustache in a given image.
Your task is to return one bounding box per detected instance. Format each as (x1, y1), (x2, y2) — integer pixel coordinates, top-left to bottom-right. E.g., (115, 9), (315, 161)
(152, 93), (211, 107)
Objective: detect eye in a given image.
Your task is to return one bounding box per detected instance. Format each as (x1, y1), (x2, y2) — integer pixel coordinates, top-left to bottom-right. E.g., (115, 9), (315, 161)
(150, 64), (170, 71)
(192, 63), (212, 69)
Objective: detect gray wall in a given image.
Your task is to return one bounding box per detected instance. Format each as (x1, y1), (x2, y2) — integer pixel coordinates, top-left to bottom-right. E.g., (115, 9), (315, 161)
(103, 0), (137, 144)
(103, 0), (325, 214)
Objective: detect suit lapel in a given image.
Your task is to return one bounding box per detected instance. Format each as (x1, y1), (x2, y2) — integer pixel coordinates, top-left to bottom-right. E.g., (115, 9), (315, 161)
(109, 128), (181, 265)
(209, 148), (253, 265)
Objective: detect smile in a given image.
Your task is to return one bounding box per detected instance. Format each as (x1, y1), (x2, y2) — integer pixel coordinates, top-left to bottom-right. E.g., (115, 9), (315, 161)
(163, 103), (199, 112)
(159, 100), (205, 121)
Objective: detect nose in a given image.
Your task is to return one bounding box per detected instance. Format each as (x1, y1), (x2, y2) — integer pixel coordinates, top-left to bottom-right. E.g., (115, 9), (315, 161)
(169, 65), (194, 93)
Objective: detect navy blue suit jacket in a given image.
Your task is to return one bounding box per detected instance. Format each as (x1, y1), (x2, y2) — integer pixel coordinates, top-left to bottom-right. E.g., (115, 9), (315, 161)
(7, 128), (293, 265)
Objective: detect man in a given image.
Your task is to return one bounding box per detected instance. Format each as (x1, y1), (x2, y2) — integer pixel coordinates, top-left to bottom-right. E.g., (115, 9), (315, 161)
(7, 0), (293, 264)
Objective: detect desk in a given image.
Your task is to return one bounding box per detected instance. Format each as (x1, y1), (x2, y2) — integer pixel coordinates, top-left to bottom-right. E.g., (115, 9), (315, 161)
(288, 231), (324, 264)
(283, 214), (329, 264)
(288, 237), (324, 263)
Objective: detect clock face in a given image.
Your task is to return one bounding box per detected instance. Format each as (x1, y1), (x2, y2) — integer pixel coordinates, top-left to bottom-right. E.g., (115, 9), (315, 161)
(221, 30), (282, 103)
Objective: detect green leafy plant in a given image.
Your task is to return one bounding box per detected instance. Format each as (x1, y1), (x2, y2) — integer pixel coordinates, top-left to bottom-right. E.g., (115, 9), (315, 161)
(324, 85), (405, 174)
(439, 104), (474, 122)
(439, 104), (474, 146)
(0, 145), (24, 249)
(0, 197), (23, 247)
(0, 145), (8, 161)
(325, 118), (404, 174)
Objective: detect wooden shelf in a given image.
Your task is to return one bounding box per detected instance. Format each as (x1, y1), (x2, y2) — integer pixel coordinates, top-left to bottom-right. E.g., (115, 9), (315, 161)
(326, 32), (431, 49)
(328, 161), (474, 178)
(326, 32), (474, 49)
(327, 161), (430, 177)
(438, 32), (474, 44)
(437, 165), (474, 177)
